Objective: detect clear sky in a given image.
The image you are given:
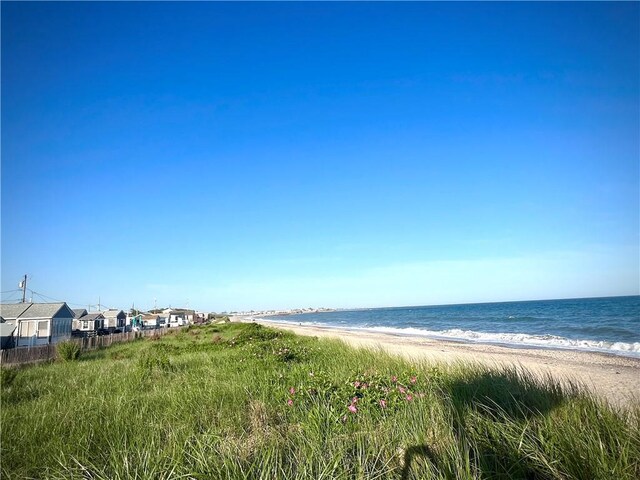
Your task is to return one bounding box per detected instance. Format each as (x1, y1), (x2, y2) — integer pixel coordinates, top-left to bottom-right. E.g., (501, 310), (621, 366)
(2, 2), (638, 312)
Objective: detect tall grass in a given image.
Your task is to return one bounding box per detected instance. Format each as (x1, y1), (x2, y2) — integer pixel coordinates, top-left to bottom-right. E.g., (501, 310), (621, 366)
(1, 323), (638, 479)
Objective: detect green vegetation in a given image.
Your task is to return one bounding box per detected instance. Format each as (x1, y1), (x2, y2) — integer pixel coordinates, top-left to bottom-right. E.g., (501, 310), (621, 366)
(2, 323), (639, 479)
(56, 340), (81, 362)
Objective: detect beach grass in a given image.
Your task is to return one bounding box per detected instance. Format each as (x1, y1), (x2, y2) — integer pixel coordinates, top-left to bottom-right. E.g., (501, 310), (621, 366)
(1, 322), (639, 479)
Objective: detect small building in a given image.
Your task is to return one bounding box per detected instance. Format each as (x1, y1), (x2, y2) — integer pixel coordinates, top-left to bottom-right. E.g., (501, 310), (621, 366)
(141, 314), (160, 329)
(165, 308), (195, 327)
(101, 309), (127, 332)
(129, 314), (143, 330)
(72, 308), (88, 319)
(0, 302), (74, 347)
(73, 312), (106, 334)
(0, 316), (17, 349)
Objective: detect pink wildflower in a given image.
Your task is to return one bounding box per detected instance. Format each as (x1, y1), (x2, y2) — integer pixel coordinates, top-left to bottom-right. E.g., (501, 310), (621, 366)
(410, 376), (417, 384)
(398, 386), (406, 394)
(406, 394), (413, 402)
(351, 396), (358, 404)
(348, 404), (358, 414)
(379, 399), (387, 409)
(289, 387), (296, 395)
(287, 399), (293, 406)
(354, 381), (361, 388)
(391, 375), (398, 383)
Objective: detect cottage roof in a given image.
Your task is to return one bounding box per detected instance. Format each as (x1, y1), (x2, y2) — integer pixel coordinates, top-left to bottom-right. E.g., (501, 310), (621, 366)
(78, 312), (105, 321)
(141, 314), (159, 320)
(0, 322), (16, 338)
(0, 303), (34, 320)
(18, 303), (75, 319)
(101, 309), (125, 319)
(73, 308), (88, 318)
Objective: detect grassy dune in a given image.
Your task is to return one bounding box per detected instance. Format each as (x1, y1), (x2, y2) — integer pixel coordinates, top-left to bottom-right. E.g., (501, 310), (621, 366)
(1, 323), (639, 479)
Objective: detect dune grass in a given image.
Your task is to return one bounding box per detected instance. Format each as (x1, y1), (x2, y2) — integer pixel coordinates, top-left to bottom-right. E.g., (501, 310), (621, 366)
(1, 322), (639, 479)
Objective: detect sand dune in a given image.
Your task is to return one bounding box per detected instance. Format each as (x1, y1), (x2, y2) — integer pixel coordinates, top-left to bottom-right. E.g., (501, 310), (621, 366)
(236, 317), (640, 408)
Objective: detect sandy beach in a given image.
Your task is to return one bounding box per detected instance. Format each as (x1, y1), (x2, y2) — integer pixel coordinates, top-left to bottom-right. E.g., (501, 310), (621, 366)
(234, 317), (640, 408)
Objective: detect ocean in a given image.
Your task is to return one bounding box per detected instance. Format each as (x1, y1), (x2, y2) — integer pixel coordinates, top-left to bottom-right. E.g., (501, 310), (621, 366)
(263, 296), (640, 358)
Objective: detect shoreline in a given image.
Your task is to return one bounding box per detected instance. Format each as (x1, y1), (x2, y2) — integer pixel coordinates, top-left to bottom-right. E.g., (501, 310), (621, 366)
(232, 316), (640, 408)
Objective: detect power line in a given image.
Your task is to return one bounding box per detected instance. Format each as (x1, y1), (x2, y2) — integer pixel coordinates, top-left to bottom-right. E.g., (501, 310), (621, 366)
(3, 286), (151, 315)
(0, 291), (23, 303)
(0, 289), (22, 294)
(28, 290), (116, 310)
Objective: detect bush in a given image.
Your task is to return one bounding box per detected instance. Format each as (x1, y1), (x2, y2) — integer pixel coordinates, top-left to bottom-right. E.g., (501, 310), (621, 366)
(0, 367), (18, 389)
(138, 351), (174, 373)
(57, 341), (81, 362)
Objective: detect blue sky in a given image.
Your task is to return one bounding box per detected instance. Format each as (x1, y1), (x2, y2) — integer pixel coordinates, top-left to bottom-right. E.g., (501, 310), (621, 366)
(2, 2), (638, 311)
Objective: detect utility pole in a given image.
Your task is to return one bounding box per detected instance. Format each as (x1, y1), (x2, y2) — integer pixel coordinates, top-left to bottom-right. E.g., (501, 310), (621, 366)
(19, 275), (27, 303)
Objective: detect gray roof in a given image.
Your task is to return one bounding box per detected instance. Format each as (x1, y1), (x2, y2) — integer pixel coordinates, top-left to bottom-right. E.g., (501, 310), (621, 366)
(101, 309), (125, 319)
(0, 322), (16, 338)
(0, 302), (74, 320)
(78, 312), (104, 321)
(0, 303), (32, 320)
(73, 308), (88, 318)
(21, 303), (73, 319)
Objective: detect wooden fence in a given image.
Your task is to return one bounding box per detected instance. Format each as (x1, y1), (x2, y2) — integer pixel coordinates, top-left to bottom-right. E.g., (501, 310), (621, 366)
(0, 327), (183, 366)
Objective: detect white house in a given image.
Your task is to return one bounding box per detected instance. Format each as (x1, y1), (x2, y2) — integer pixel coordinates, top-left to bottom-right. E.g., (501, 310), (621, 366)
(164, 308), (195, 327)
(141, 314), (160, 329)
(0, 303), (74, 347)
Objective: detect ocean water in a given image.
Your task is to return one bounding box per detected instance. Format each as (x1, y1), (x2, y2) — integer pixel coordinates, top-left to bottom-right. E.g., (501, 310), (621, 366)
(264, 296), (640, 358)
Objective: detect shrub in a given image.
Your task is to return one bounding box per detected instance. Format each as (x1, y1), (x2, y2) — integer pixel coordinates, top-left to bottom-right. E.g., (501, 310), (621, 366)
(138, 351), (174, 373)
(0, 367), (18, 389)
(57, 341), (80, 361)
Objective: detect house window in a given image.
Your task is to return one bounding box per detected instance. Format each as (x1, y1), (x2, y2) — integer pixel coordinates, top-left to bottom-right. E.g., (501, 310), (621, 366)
(37, 321), (49, 338)
(20, 321), (36, 337)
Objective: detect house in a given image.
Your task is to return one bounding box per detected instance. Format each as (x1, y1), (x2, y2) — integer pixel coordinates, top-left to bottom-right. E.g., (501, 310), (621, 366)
(0, 316), (17, 349)
(128, 313), (143, 330)
(157, 314), (169, 327)
(0, 302), (74, 347)
(101, 309), (126, 332)
(72, 308), (88, 319)
(141, 314), (160, 329)
(73, 312), (106, 334)
(164, 308), (195, 327)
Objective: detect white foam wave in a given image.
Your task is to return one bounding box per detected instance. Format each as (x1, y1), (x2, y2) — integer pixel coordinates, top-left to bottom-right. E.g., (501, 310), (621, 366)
(260, 319), (640, 358)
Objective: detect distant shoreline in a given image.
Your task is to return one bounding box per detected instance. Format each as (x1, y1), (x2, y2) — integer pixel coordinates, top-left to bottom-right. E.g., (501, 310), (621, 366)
(232, 315), (640, 408)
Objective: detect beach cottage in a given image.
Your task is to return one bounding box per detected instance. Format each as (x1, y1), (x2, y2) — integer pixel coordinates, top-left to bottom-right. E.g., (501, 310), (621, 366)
(101, 309), (127, 332)
(165, 308), (195, 327)
(73, 312), (106, 334)
(0, 317), (17, 349)
(141, 314), (160, 329)
(0, 303), (74, 347)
